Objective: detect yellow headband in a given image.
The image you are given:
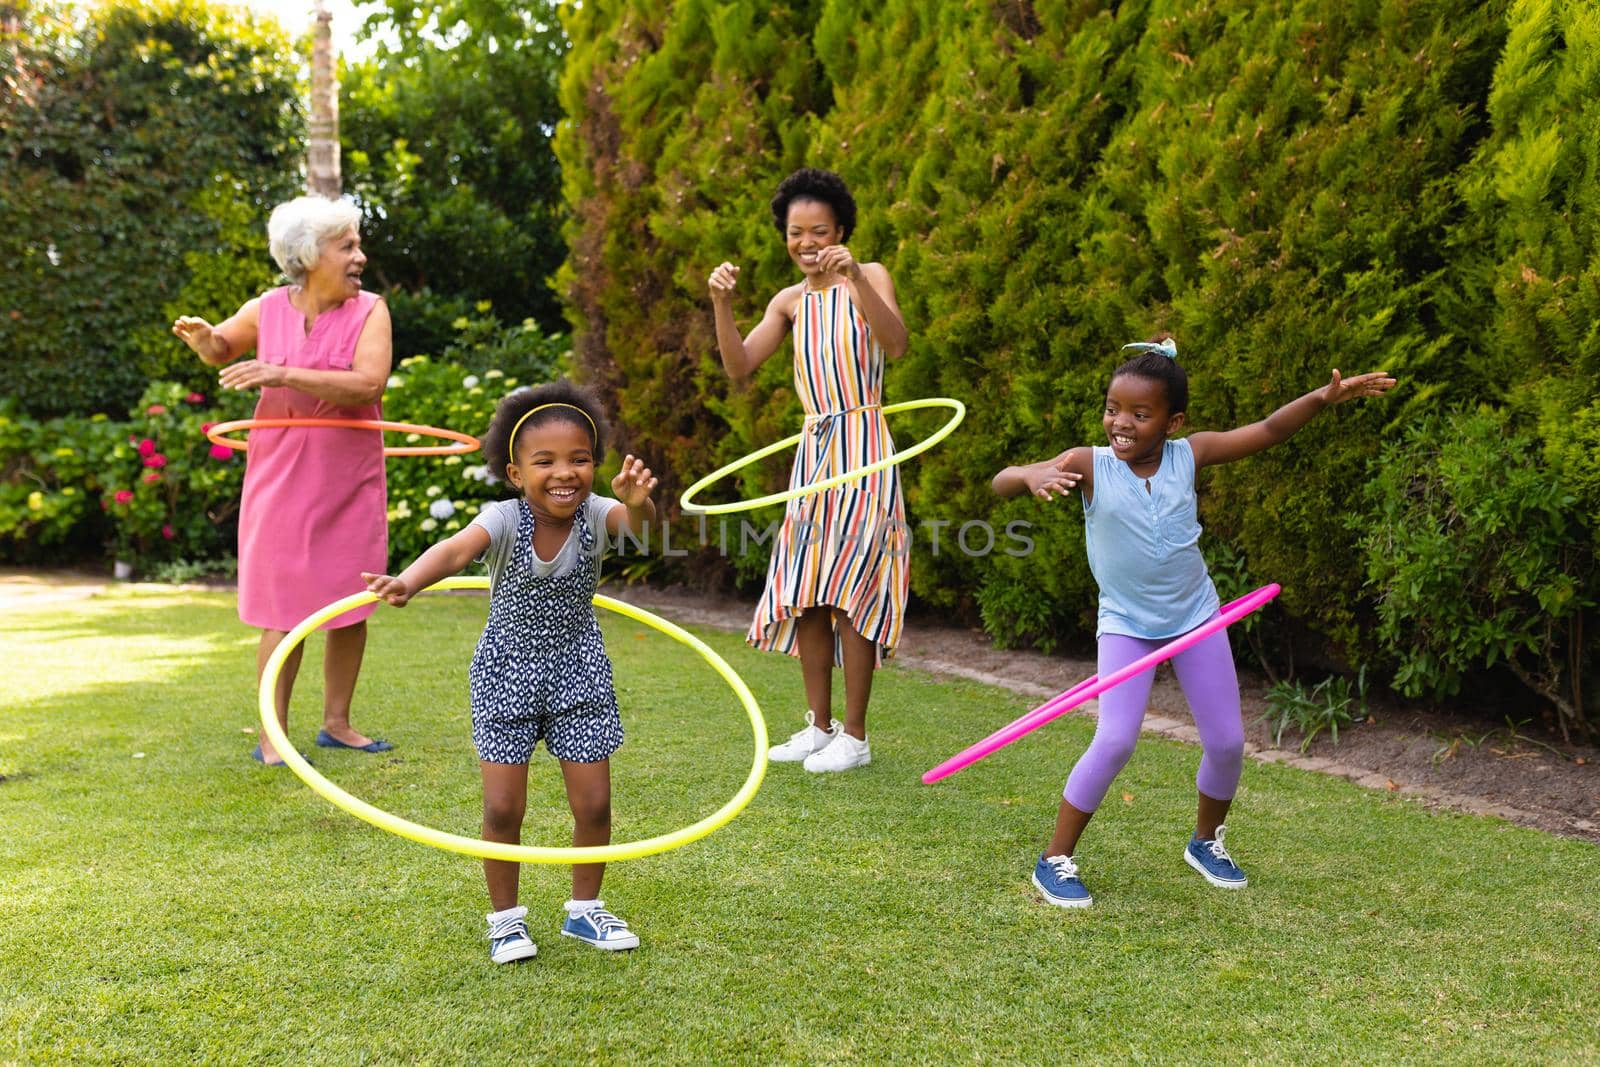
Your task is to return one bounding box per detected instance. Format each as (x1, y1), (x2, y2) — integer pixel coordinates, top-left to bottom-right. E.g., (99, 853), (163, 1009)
(507, 403), (598, 464)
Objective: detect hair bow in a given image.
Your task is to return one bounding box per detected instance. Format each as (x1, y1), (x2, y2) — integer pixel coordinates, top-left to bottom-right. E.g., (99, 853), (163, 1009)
(1121, 338), (1178, 360)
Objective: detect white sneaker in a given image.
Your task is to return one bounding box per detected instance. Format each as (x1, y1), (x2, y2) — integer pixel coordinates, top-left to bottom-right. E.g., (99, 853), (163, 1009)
(769, 710), (838, 762)
(803, 730), (871, 773)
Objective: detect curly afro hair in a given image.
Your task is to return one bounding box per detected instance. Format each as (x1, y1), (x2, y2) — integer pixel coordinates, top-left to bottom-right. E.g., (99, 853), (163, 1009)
(1109, 333), (1188, 415)
(770, 167), (857, 242)
(480, 379), (609, 483)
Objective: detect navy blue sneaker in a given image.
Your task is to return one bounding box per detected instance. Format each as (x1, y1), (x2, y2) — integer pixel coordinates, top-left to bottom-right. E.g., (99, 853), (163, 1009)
(487, 906), (537, 964)
(561, 902), (640, 951)
(1032, 854), (1093, 908)
(1184, 825), (1248, 888)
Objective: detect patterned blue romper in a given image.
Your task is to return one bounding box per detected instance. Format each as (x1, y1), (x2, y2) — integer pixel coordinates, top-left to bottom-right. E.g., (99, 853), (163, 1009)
(468, 497), (625, 765)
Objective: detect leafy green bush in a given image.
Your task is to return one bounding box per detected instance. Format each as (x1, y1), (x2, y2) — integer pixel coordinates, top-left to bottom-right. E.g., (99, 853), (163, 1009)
(0, 0), (303, 418)
(97, 383), (254, 569)
(0, 404), (114, 561)
(0, 382), (252, 571)
(1355, 410), (1595, 738)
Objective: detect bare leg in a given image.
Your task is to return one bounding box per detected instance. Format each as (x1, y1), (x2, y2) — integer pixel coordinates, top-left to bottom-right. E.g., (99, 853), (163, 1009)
(1046, 798), (1094, 858)
(255, 629), (304, 764)
(1196, 791), (1232, 840)
(481, 761), (529, 912)
(560, 759), (612, 900)
(794, 608), (836, 730)
(321, 620), (376, 747)
(837, 617), (877, 741)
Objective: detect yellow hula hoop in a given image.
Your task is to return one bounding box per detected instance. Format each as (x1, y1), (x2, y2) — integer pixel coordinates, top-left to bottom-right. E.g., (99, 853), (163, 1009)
(258, 576), (769, 863)
(678, 397), (965, 515)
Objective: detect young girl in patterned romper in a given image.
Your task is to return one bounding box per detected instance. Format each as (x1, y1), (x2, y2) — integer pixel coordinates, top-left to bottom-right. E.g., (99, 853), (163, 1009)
(707, 168), (910, 774)
(992, 339), (1394, 907)
(364, 381), (658, 962)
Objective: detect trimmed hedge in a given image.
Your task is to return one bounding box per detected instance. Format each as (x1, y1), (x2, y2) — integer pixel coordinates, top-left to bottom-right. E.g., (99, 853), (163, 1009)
(0, 0), (305, 418)
(557, 0), (1597, 722)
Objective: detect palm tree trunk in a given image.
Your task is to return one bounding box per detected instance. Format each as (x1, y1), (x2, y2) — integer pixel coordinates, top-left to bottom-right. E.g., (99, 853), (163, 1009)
(307, 0), (340, 197)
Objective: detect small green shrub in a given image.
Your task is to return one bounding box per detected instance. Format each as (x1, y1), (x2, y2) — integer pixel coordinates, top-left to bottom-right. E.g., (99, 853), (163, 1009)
(1355, 409), (1595, 738)
(1262, 669), (1368, 753)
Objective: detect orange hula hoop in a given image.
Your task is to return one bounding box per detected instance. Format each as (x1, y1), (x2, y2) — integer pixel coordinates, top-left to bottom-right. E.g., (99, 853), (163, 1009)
(205, 418), (481, 458)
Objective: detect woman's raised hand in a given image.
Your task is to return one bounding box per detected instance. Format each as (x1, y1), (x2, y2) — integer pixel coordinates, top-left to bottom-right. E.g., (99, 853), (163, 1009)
(611, 454), (658, 508)
(1321, 369), (1397, 406)
(172, 316), (218, 358)
(362, 571), (413, 608)
(218, 359), (287, 392)
(816, 245), (861, 281)
(708, 262), (741, 302)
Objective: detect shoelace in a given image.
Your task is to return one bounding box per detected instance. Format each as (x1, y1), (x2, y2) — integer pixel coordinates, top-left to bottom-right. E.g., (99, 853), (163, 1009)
(1202, 828), (1235, 865)
(582, 908), (631, 937)
(489, 916), (529, 942)
(1044, 855), (1080, 880)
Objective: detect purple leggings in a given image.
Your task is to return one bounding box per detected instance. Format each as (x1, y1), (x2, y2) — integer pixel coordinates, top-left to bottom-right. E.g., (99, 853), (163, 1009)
(1063, 617), (1244, 813)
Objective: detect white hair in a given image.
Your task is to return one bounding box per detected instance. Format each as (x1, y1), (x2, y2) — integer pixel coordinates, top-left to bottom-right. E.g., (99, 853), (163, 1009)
(266, 196), (363, 285)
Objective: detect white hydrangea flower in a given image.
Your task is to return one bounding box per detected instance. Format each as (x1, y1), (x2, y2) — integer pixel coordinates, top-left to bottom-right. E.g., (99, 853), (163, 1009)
(429, 498), (456, 520)
(420, 518), (438, 532)
(387, 375), (403, 388)
(462, 375), (480, 389)
(426, 485), (442, 497)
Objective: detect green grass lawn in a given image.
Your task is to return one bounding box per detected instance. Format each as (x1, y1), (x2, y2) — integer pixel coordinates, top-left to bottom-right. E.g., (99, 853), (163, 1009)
(3, 586), (1598, 1064)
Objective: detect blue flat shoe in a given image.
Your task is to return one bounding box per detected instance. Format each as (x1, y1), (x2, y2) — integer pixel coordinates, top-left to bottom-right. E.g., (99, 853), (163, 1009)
(250, 744), (310, 766)
(314, 729), (394, 753)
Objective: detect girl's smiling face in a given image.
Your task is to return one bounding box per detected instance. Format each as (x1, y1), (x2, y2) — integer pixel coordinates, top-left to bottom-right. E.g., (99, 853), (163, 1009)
(785, 198), (843, 277)
(1103, 373), (1185, 466)
(505, 418), (595, 522)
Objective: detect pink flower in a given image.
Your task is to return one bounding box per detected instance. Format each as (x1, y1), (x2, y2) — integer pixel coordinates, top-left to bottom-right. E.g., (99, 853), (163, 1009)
(114, 490), (134, 505)
(143, 471), (161, 484)
(209, 444), (233, 461)
(161, 524), (175, 540)
(143, 453), (167, 469)
(201, 422), (215, 433)
(146, 404), (167, 415)
(185, 392), (205, 404)
(137, 438), (155, 457)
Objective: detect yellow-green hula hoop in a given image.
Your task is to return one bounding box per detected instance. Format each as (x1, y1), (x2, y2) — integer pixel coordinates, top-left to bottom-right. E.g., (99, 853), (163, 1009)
(258, 576), (768, 863)
(678, 397), (966, 515)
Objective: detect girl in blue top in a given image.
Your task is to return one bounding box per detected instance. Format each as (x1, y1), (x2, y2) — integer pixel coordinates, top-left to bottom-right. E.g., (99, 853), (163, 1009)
(992, 338), (1394, 907)
(364, 381), (658, 962)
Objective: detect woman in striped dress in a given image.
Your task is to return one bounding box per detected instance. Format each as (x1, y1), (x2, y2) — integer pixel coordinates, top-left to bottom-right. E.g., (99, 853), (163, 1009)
(707, 168), (909, 773)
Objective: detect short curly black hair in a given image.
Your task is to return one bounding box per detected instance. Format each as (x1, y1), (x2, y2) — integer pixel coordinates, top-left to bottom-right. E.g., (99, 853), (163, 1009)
(770, 167), (857, 242)
(1109, 333), (1188, 415)
(481, 379), (609, 482)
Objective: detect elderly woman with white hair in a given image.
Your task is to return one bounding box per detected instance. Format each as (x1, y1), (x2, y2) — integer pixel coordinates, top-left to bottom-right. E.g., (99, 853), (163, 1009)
(173, 195), (394, 765)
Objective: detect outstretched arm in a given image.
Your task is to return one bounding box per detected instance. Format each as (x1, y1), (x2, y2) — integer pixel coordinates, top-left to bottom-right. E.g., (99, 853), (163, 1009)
(172, 298), (261, 366)
(1188, 369), (1396, 470)
(992, 448), (1090, 500)
(363, 524), (491, 607)
(708, 263), (794, 380)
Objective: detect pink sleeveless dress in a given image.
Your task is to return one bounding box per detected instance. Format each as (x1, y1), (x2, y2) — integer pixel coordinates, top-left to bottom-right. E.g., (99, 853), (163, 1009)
(236, 287), (387, 631)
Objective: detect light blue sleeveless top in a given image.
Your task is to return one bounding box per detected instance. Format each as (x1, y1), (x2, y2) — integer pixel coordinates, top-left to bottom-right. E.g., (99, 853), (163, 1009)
(1082, 437), (1219, 639)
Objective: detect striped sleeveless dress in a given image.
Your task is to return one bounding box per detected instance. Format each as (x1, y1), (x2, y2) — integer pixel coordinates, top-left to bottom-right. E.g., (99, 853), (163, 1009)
(748, 282), (909, 666)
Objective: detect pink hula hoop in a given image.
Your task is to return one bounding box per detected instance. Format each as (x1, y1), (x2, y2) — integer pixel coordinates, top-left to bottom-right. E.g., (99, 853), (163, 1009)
(922, 583), (1281, 784)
